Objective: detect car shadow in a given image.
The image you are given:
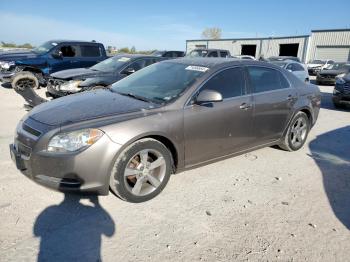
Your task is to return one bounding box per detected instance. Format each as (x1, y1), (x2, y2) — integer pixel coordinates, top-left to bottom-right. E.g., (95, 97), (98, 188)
(33, 193), (115, 261)
(320, 91), (350, 111)
(308, 126), (350, 230)
(1, 82), (12, 89)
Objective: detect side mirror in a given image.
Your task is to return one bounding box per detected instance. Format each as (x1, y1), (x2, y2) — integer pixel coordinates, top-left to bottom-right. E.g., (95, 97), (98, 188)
(196, 89), (223, 104)
(123, 68), (135, 75)
(52, 51), (63, 59)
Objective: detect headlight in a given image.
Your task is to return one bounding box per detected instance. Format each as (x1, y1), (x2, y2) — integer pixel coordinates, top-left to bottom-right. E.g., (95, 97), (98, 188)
(0, 61), (15, 70)
(47, 129), (104, 152)
(59, 80), (82, 92)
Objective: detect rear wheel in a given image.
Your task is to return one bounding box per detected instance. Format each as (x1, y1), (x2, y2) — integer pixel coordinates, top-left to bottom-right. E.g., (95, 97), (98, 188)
(279, 112), (310, 151)
(109, 138), (173, 203)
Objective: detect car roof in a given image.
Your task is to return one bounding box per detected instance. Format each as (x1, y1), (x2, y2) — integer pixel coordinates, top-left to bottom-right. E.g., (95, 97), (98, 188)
(112, 53), (162, 59)
(165, 57), (279, 69)
(48, 40), (103, 45)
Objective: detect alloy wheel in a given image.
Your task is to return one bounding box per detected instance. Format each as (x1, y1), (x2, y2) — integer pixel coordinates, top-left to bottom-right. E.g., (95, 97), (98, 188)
(290, 117), (307, 148)
(124, 149), (166, 196)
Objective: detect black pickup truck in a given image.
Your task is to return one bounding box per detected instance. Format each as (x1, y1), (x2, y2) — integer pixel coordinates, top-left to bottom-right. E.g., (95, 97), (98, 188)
(0, 40), (108, 89)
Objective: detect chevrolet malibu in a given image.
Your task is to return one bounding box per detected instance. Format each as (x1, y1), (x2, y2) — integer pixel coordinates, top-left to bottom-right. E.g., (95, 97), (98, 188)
(10, 58), (321, 203)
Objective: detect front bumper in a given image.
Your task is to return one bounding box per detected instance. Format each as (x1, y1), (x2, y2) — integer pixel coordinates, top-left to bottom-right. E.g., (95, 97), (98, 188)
(0, 71), (15, 83)
(10, 121), (122, 195)
(316, 75), (336, 85)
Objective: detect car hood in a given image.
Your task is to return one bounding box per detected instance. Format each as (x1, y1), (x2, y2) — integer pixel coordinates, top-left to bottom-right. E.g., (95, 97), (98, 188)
(50, 68), (114, 80)
(319, 69), (346, 76)
(28, 89), (157, 126)
(307, 64), (323, 68)
(0, 50), (38, 61)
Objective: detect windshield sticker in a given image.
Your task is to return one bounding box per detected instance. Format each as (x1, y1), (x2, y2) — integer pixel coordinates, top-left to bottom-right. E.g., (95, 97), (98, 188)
(118, 57), (131, 62)
(185, 65), (209, 72)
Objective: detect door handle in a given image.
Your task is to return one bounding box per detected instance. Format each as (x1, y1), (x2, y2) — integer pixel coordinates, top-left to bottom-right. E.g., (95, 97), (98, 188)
(239, 103), (251, 110)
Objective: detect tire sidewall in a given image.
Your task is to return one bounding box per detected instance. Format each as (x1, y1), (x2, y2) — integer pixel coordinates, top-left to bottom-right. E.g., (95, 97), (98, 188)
(286, 112), (310, 151)
(12, 72), (39, 90)
(109, 139), (172, 203)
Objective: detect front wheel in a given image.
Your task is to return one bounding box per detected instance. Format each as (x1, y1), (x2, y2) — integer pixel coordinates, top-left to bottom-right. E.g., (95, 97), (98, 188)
(109, 138), (173, 203)
(279, 112), (310, 151)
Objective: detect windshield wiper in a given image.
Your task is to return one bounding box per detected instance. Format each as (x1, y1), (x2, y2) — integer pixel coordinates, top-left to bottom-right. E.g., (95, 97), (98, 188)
(116, 92), (151, 103)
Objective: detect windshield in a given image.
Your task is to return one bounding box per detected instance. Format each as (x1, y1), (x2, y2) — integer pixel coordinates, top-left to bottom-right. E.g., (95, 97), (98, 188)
(187, 50), (208, 57)
(111, 62), (207, 104)
(91, 55), (131, 72)
(151, 51), (165, 57)
(311, 60), (324, 64)
(329, 63), (350, 70)
(32, 41), (57, 54)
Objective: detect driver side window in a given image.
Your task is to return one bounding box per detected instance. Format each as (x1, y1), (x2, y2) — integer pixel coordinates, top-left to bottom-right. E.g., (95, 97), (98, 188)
(57, 45), (77, 57)
(200, 67), (245, 99)
(128, 59), (147, 72)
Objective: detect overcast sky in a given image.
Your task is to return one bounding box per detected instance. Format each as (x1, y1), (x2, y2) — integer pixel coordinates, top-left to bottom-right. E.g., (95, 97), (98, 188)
(1, 0), (349, 50)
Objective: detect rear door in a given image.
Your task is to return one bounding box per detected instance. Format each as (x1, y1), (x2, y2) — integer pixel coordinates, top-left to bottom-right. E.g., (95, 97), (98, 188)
(246, 66), (297, 145)
(184, 67), (254, 166)
(78, 44), (104, 68)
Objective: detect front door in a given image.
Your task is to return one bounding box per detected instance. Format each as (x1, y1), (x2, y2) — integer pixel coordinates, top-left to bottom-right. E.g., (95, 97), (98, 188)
(184, 67), (254, 167)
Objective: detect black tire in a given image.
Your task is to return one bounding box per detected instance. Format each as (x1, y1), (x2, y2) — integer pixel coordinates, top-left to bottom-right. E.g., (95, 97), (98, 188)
(333, 101), (344, 109)
(11, 71), (39, 90)
(279, 111), (310, 151)
(109, 138), (173, 203)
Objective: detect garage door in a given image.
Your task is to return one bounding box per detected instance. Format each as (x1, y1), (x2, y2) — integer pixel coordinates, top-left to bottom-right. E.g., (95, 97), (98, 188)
(315, 46), (350, 62)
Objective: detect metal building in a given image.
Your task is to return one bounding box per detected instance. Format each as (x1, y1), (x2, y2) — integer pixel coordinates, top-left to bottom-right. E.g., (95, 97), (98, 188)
(186, 28), (350, 63)
(306, 29), (350, 62)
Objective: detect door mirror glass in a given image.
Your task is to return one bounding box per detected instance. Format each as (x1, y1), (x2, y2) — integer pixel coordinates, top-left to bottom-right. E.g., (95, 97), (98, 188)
(123, 67), (135, 75)
(196, 89), (223, 104)
(52, 51), (63, 59)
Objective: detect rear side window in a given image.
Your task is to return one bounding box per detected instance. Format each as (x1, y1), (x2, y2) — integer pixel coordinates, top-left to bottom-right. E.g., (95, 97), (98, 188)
(80, 45), (101, 57)
(292, 63), (304, 71)
(220, 51), (228, 57)
(200, 67), (245, 99)
(247, 66), (289, 93)
(164, 52), (173, 58)
(208, 51), (218, 57)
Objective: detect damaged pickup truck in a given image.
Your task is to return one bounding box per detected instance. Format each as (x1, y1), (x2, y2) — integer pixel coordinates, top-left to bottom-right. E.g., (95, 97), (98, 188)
(0, 40), (107, 90)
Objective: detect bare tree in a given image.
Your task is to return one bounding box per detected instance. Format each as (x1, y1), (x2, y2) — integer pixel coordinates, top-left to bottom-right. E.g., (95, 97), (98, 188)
(201, 27), (222, 39)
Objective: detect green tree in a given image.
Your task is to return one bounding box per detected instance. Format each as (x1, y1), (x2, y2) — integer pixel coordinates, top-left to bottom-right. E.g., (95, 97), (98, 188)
(118, 47), (130, 53)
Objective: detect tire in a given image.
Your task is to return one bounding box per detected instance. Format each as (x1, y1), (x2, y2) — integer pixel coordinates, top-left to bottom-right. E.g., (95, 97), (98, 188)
(279, 112), (310, 151)
(109, 138), (173, 203)
(333, 101), (344, 109)
(11, 71), (39, 91)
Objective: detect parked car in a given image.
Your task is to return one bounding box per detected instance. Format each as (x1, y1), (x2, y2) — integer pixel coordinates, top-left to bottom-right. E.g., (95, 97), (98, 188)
(268, 56), (301, 63)
(46, 54), (164, 99)
(270, 60), (309, 82)
(316, 62), (350, 85)
(307, 59), (334, 75)
(10, 58), (321, 203)
(0, 40), (107, 89)
(151, 50), (185, 58)
(332, 72), (350, 108)
(233, 55), (256, 60)
(187, 49), (231, 58)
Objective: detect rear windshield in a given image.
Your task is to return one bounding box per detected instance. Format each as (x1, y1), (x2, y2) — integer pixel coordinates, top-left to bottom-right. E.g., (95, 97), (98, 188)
(187, 50), (208, 57)
(90, 55), (131, 72)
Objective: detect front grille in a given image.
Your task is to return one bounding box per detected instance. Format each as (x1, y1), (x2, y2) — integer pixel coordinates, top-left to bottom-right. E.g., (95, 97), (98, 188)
(319, 74), (335, 79)
(23, 123), (42, 137)
(15, 141), (32, 158)
(344, 83), (350, 94)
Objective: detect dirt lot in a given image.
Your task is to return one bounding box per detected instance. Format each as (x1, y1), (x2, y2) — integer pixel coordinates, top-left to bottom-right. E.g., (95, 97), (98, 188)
(0, 80), (349, 261)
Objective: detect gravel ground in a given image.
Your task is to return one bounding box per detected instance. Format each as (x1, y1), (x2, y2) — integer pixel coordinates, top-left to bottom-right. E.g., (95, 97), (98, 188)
(0, 79), (349, 261)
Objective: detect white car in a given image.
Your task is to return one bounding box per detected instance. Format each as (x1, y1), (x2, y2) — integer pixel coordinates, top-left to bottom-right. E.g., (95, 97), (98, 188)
(233, 55), (256, 60)
(307, 59), (334, 75)
(271, 60), (310, 82)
